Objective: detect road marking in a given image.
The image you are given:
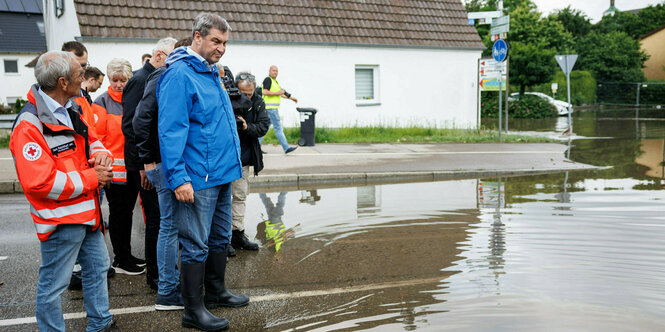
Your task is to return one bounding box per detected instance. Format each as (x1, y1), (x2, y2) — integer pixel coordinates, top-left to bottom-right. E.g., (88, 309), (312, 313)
(265, 151), (563, 157)
(0, 276), (443, 327)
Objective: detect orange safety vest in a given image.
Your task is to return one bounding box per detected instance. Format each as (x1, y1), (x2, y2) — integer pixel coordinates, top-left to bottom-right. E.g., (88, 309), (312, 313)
(73, 95), (97, 136)
(12, 85), (113, 241)
(92, 86), (126, 184)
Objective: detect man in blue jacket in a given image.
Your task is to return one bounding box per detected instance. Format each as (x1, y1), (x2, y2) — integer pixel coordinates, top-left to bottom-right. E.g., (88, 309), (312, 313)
(157, 13), (248, 331)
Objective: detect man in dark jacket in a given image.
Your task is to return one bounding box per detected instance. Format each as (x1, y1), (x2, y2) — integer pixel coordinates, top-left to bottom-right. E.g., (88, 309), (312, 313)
(121, 37), (176, 290)
(229, 72), (270, 255)
(133, 37), (191, 311)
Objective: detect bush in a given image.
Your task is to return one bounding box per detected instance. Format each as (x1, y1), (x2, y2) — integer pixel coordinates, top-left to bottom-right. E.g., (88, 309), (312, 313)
(533, 70), (597, 105)
(481, 92), (558, 118)
(0, 98), (27, 114)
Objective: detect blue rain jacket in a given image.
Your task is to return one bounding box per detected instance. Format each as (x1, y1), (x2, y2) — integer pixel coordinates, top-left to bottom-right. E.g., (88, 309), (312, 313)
(157, 47), (242, 191)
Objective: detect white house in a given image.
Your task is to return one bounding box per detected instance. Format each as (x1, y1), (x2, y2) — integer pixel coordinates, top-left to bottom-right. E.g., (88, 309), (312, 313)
(43, 0), (484, 128)
(0, 0), (45, 108)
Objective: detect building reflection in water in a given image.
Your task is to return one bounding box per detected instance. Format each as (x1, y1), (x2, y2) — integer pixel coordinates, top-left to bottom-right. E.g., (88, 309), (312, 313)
(356, 186), (381, 218)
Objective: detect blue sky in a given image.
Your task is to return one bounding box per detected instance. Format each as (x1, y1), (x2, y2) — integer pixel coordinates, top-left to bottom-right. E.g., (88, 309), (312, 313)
(531, 0), (664, 23)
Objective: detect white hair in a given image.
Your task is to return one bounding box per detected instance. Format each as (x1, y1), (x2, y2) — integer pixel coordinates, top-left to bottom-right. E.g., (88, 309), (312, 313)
(106, 58), (133, 80)
(152, 37), (177, 56)
(35, 51), (76, 91)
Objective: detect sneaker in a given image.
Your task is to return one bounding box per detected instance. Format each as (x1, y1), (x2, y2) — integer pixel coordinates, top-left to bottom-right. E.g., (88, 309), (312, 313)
(112, 260), (145, 275)
(155, 289), (185, 311)
(129, 255), (146, 267)
(285, 146), (297, 154)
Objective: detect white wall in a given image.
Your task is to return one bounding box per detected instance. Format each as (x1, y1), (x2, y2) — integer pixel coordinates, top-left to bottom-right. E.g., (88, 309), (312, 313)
(43, 0), (81, 51)
(0, 54), (39, 107)
(84, 41), (481, 128)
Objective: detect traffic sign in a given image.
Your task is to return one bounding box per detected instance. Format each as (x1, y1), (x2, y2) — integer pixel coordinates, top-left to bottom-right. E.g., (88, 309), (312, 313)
(555, 54), (577, 76)
(468, 11), (502, 20)
(479, 59), (507, 91)
(490, 15), (509, 35)
(492, 39), (509, 62)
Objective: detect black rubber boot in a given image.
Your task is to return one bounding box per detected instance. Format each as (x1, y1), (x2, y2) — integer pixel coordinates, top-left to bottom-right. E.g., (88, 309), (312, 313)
(181, 263), (229, 331)
(146, 237), (159, 290)
(231, 230), (259, 250)
(204, 250), (250, 309)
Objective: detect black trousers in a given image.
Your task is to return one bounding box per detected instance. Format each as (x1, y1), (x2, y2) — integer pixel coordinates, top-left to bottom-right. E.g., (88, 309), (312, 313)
(106, 170), (160, 264)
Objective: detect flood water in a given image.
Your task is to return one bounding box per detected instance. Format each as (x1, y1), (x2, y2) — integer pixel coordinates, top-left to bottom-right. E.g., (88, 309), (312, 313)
(240, 110), (665, 331)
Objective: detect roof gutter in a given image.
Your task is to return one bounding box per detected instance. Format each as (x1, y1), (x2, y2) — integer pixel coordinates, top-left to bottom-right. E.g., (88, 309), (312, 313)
(77, 36), (486, 51)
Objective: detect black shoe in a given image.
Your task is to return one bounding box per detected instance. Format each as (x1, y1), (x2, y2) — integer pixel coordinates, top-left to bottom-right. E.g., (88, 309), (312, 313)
(155, 289), (185, 311)
(181, 263), (229, 331)
(107, 266), (116, 278)
(285, 146), (297, 154)
(129, 255), (146, 267)
(227, 245), (236, 257)
(204, 250), (250, 309)
(261, 150), (267, 154)
(97, 319), (118, 332)
(112, 260), (145, 275)
(231, 230), (259, 250)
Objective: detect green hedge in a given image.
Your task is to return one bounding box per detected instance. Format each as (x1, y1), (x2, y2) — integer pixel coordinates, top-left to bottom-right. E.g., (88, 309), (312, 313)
(532, 70), (597, 105)
(481, 92), (557, 118)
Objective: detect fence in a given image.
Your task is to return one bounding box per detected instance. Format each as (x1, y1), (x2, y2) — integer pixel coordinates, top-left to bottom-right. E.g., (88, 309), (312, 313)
(597, 82), (665, 107)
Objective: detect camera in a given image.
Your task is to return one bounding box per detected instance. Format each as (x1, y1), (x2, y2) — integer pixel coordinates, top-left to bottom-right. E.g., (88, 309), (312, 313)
(221, 71), (250, 130)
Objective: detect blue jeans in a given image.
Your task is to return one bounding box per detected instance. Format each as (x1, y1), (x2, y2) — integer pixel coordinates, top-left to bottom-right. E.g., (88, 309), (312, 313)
(36, 224), (112, 331)
(145, 163), (180, 295)
(259, 107), (290, 152)
(177, 183), (232, 264)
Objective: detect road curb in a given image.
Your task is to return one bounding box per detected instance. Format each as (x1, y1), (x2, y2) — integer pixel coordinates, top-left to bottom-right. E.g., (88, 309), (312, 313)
(0, 166), (600, 195)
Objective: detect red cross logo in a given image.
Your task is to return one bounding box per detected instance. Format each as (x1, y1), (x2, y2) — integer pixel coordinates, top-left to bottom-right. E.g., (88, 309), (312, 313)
(23, 142), (41, 161)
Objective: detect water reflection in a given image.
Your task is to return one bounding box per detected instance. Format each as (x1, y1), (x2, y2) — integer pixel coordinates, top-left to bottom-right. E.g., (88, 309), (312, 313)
(231, 112), (665, 330)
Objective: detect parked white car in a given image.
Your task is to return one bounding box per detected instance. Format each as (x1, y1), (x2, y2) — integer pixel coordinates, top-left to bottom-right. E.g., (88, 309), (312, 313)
(509, 92), (573, 116)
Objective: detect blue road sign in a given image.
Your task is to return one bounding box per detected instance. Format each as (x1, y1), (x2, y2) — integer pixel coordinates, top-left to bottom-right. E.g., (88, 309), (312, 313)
(492, 39), (509, 62)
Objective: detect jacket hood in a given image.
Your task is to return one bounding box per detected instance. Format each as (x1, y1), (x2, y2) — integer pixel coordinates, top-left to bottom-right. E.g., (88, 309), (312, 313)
(165, 46), (219, 75)
(164, 46), (190, 67)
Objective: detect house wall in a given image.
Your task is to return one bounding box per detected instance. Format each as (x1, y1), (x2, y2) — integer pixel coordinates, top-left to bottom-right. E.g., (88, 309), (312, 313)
(85, 41), (481, 129)
(641, 29), (665, 81)
(0, 54), (39, 107)
(43, 0), (81, 51)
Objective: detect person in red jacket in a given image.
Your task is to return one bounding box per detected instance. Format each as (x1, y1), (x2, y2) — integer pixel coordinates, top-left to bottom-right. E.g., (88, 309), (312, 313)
(93, 58), (149, 276)
(10, 51), (116, 331)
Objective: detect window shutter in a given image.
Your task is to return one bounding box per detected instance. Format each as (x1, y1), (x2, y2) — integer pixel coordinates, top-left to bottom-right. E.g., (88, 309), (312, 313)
(355, 68), (374, 100)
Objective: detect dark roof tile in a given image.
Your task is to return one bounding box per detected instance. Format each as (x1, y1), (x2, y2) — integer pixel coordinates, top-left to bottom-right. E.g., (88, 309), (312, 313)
(74, 0), (483, 48)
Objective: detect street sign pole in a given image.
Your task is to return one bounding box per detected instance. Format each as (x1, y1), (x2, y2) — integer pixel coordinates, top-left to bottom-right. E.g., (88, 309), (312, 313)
(498, 68), (502, 142)
(555, 54), (578, 135)
(493, 39), (509, 143)
(505, 59), (509, 133)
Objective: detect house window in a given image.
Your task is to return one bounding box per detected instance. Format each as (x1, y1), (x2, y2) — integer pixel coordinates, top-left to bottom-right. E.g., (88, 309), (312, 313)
(355, 65), (379, 105)
(4, 60), (19, 74)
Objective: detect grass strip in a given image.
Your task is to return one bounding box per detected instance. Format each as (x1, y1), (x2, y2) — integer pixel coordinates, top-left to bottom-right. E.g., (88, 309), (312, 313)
(261, 127), (556, 144)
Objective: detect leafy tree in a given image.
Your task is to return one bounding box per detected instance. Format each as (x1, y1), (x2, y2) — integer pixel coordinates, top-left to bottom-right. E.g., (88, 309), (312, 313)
(576, 31), (648, 82)
(593, 11), (642, 38)
(547, 5), (592, 39)
(636, 3), (665, 37)
(509, 41), (557, 94)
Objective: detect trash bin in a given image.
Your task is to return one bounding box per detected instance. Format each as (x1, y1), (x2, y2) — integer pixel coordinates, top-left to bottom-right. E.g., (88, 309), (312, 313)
(296, 107), (317, 146)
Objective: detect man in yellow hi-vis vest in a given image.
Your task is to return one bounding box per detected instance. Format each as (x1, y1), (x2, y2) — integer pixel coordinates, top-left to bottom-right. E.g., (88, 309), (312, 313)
(260, 65), (298, 154)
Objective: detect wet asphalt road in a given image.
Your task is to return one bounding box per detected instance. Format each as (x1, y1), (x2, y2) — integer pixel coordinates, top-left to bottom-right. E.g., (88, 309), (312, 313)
(0, 192), (469, 331)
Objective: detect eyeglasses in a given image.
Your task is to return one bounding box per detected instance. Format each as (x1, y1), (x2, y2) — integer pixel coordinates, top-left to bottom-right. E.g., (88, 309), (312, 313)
(237, 74), (254, 80)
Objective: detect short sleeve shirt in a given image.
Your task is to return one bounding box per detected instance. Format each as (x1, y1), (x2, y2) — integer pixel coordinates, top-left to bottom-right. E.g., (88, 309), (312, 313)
(262, 77), (271, 90)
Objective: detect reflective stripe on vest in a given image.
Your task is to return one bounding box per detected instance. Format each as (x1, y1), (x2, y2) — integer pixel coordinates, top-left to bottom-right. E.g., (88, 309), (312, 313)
(30, 198), (97, 220)
(263, 77), (281, 109)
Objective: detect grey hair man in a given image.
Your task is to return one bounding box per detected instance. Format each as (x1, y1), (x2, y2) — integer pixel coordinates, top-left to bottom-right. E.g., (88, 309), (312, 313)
(121, 36), (177, 291)
(158, 13), (247, 331)
(10, 50), (115, 331)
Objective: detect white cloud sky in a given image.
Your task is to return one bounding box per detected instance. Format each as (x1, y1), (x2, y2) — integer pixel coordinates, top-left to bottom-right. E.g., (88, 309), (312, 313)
(530, 0), (664, 23)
